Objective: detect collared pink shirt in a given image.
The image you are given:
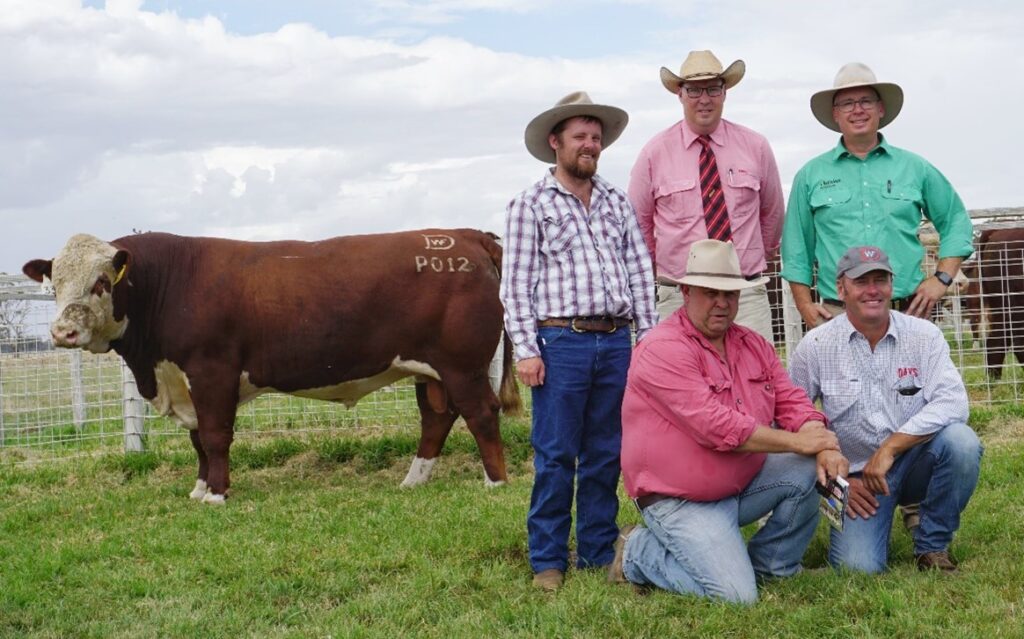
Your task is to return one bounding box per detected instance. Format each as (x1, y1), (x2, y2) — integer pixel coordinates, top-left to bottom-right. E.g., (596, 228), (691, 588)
(628, 118), (785, 279)
(620, 311), (825, 502)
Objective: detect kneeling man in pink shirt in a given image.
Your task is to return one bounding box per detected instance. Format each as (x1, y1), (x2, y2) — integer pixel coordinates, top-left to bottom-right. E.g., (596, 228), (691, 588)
(608, 239), (848, 604)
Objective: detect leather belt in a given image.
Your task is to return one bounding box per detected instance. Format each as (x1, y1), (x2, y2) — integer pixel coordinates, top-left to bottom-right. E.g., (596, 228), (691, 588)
(537, 316), (631, 333)
(634, 493), (674, 511)
(657, 272), (763, 286)
(822, 296), (911, 311)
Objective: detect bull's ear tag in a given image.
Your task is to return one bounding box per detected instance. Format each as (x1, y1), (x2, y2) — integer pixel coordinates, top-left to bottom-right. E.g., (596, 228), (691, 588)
(113, 264), (127, 286)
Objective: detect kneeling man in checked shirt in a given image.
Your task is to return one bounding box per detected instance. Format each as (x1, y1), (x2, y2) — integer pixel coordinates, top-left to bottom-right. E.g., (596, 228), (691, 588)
(789, 246), (983, 573)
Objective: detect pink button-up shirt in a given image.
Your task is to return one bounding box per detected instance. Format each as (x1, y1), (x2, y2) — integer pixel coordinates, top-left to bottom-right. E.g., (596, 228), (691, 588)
(621, 311), (824, 502)
(628, 119), (785, 280)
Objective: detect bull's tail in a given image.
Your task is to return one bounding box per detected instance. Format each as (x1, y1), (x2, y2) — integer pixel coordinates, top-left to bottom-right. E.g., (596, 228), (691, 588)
(481, 230), (522, 415)
(498, 330), (522, 415)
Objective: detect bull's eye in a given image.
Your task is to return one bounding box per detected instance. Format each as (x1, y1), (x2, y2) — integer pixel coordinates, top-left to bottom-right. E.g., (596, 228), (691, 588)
(92, 274), (111, 296)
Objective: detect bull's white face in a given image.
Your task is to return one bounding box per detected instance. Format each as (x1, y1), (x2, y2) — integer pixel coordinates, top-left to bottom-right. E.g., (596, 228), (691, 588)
(47, 234), (128, 353)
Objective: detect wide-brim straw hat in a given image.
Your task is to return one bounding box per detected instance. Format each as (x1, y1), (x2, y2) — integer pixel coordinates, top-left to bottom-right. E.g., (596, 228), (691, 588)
(810, 62), (904, 132)
(660, 50), (745, 94)
(524, 91), (628, 164)
(664, 239), (768, 291)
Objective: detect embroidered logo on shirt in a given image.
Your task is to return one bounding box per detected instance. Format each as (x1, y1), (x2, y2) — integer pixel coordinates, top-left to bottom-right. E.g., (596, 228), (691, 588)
(819, 178), (842, 189)
(897, 367), (919, 377)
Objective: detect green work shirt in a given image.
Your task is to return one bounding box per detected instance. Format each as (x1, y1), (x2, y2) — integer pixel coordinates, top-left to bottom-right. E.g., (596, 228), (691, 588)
(781, 135), (973, 300)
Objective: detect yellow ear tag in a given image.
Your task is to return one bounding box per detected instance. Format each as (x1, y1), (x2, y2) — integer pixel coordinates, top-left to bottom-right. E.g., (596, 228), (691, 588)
(112, 264), (127, 286)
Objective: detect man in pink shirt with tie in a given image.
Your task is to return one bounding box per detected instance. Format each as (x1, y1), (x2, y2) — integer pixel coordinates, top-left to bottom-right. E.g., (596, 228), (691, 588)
(608, 240), (848, 603)
(629, 50), (785, 341)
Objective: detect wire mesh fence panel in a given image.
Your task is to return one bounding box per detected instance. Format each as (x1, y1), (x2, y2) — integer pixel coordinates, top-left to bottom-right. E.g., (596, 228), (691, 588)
(4, 217), (1024, 465)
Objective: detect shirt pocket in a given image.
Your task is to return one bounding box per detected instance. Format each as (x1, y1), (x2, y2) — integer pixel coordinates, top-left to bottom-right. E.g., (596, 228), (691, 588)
(541, 212), (579, 256)
(746, 369), (777, 425)
(893, 375), (925, 422)
(595, 207), (625, 248)
(881, 184), (924, 229)
(725, 168), (761, 220)
(820, 379), (861, 421)
(654, 179), (699, 221)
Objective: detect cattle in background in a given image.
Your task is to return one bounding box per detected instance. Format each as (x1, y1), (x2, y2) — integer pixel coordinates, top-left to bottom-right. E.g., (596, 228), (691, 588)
(968, 227), (1024, 379)
(23, 230), (520, 503)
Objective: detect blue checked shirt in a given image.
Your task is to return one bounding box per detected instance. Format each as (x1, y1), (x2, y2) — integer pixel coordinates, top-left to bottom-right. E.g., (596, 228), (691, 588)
(500, 170), (658, 361)
(788, 311), (970, 473)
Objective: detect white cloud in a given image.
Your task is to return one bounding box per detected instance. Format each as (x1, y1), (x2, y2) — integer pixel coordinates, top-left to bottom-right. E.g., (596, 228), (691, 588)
(2, 0), (1022, 274)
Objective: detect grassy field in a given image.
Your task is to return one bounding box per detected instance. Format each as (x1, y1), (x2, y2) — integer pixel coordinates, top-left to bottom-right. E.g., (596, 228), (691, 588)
(1, 408), (1023, 639)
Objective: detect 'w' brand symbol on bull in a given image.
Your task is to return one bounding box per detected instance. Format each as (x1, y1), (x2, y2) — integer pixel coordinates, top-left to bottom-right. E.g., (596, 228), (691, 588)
(422, 234), (456, 250)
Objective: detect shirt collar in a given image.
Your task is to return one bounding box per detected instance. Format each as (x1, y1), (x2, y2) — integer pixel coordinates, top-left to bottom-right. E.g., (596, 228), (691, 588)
(833, 132), (890, 161)
(836, 309), (899, 344)
(682, 119), (728, 150)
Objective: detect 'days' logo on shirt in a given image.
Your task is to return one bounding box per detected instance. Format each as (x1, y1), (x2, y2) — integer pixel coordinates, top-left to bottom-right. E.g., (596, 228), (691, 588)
(897, 367), (919, 378)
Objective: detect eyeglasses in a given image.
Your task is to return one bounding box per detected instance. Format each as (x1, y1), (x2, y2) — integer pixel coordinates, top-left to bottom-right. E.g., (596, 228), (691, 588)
(833, 97), (880, 113)
(682, 85), (724, 98)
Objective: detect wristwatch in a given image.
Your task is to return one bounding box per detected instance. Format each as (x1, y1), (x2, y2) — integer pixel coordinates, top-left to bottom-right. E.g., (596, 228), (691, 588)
(934, 271), (953, 287)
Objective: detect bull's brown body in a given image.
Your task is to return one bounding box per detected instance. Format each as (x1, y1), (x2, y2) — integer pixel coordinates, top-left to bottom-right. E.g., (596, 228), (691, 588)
(967, 228), (1024, 379)
(24, 229), (519, 501)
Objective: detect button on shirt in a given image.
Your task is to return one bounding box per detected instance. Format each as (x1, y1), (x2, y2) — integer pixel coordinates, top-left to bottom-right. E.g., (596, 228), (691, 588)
(500, 170), (658, 361)
(788, 311), (970, 473)
(620, 312), (824, 502)
(781, 135), (974, 300)
(628, 119), (785, 279)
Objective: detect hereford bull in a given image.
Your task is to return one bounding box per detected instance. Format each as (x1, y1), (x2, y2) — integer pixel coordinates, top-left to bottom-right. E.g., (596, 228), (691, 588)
(967, 227), (1024, 379)
(23, 230), (520, 503)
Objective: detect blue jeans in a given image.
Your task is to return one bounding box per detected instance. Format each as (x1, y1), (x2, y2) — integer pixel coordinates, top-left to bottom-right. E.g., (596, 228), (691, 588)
(527, 326), (631, 573)
(622, 453), (820, 604)
(829, 421), (982, 573)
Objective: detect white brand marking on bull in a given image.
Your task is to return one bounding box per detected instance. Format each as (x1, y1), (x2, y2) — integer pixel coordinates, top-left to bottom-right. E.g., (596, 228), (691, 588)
(400, 456), (437, 487)
(422, 234), (456, 250)
(413, 255), (476, 273)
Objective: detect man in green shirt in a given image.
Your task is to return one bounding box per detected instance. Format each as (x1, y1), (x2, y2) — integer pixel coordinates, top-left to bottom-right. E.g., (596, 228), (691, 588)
(781, 62), (973, 328)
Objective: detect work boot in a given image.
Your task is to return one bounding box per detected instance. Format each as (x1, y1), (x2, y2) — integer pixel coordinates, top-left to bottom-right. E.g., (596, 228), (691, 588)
(532, 568), (564, 591)
(607, 525), (637, 584)
(916, 550), (958, 573)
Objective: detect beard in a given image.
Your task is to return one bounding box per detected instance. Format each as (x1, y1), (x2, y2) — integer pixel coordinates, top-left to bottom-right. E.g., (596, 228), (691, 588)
(561, 152), (598, 180)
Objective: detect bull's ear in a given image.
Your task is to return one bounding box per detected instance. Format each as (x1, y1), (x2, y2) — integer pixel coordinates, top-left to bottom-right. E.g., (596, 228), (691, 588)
(112, 249), (131, 285)
(23, 259), (52, 283)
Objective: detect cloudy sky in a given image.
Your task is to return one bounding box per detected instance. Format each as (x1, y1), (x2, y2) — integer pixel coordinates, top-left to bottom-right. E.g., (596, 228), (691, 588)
(2, 0), (1021, 274)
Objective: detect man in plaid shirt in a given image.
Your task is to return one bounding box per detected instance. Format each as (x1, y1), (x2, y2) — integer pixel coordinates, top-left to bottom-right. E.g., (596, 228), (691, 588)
(500, 91), (657, 591)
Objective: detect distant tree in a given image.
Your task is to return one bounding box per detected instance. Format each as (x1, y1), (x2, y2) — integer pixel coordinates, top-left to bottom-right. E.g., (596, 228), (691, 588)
(0, 276), (31, 343)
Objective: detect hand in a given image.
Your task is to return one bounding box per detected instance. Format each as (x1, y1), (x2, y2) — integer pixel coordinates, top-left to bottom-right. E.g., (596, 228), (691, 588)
(792, 426), (840, 456)
(845, 476), (879, 519)
(861, 447), (896, 496)
(516, 357), (545, 387)
(905, 276), (947, 318)
(797, 301), (832, 328)
(815, 449), (849, 486)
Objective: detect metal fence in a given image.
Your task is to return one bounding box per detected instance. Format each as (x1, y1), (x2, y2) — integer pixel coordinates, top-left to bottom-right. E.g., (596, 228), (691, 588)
(3, 210), (1023, 465)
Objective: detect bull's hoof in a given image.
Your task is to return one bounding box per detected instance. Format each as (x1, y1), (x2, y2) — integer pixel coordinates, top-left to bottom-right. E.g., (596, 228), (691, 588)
(189, 479), (208, 500)
(400, 456), (436, 488)
(201, 492), (227, 505)
(484, 476), (506, 488)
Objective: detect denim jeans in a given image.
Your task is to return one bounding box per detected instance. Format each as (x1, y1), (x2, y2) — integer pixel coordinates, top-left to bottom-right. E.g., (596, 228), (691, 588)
(622, 452), (820, 604)
(829, 421), (982, 573)
(527, 326), (631, 573)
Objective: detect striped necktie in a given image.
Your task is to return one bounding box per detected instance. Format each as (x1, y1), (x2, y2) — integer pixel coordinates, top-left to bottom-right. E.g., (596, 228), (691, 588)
(697, 135), (733, 242)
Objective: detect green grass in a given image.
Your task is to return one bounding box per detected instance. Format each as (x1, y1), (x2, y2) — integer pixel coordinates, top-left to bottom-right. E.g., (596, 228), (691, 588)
(1, 413), (1023, 638)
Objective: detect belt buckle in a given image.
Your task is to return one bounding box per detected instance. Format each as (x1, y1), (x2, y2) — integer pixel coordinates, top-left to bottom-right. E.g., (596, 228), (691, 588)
(570, 317), (587, 333)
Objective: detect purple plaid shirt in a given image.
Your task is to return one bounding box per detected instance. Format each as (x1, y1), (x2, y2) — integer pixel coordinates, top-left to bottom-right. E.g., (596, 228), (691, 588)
(500, 170), (658, 361)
